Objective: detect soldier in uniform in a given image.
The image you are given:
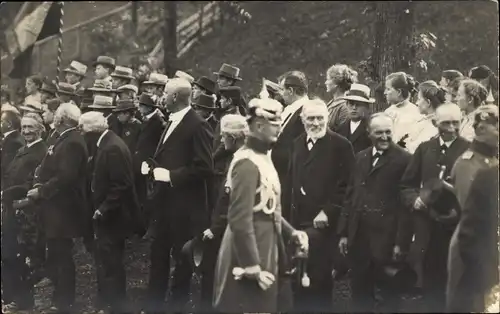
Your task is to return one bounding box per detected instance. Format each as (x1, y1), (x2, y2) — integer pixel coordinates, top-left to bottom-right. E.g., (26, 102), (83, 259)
(112, 99), (142, 155)
(199, 114), (249, 311)
(111, 66), (135, 90)
(63, 60), (87, 94)
(447, 104), (499, 312)
(1, 113), (47, 313)
(213, 98), (308, 313)
(94, 56), (116, 83)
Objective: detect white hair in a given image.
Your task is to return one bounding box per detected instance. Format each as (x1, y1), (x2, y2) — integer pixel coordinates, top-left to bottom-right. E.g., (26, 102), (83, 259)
(54, 102), (81, 127)
(435, 102), (462, 123)
(301, 98), (329, 118)
(369, 112), (394, 129)
(79, 111), (109, 133)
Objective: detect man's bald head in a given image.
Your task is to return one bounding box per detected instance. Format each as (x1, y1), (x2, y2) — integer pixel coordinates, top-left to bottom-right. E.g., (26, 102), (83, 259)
(435, 103), (462, 124)
(164, 78), (192, 111)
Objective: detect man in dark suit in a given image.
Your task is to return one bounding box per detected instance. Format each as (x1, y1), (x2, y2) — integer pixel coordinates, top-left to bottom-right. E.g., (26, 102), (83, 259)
(133, 94), (166, 233)
(78, 111), (145, 313)
(335, 84), (373, 154)
(282, 99), (354, 312)
(26, 103), (89, 313)
(1, 110), (25, 186)
(271, 71), (309, 208)
(338, 113), (413, 312)
(112, 99), (142, 155)
(401, 103), (470, 311)
(142, 78), (213, 312)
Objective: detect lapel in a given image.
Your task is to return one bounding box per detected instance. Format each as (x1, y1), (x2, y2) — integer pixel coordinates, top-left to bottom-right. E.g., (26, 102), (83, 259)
(303, 135), (327, 167)
(281, 108), (302, 137)
(349, 119), (367, 143)
(95, 131), (112, 165)
(15, 140), (42, 157)
(52, 128), (76, 150)
(369, 144), (395, 176)
(154, 109), (194, 157)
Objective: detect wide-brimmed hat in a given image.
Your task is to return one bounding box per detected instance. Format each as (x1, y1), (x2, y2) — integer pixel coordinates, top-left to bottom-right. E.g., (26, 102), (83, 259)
(247, 98), (283, 124)
(193, 76), (217, 94)
(87, 79), (116, 93)
(138, 93), (159, 108)
(181, 235), (204, 268)
(142, 73), (169, 86)
(93, 56), (116, 70)
(419, 177), (460, 224)
(193, 93), (217, 110)
(40, 81), (57, 95)
(117, 84), (138, 94)
(113, 99), (137, 112)
(219, 86), (242, 103)
(57, 82), (77, 96)
(19, 102), (43, 113)
(63, 60), (87, 77)
(87, 95), (115, 109)
(175, 70), (194, 84)
(213, 63), (242, 81)
(342, 83), (375, 103)
(111, 66), (135, 80)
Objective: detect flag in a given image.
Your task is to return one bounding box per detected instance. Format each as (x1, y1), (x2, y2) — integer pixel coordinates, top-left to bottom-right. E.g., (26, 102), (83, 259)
(2, 2), (60, 78)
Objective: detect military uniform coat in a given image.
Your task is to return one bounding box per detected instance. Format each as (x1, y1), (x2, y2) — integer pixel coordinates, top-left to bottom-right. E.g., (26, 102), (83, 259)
(91, 131), (145, 238)
(1, 130), (25, 188)
(447, 140), (498, 310)
(338, 144), (412, 263)
(213, 138), (294, 313)
(335, 119), (372, 154)
(37, 128), (89, 239)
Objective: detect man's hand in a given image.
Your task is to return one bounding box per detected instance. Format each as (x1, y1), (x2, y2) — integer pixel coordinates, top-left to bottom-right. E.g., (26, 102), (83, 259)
(257, 271), (275, 290)
(93, 210), (103, 220)
(392, 245), (402, 261)
(153, 168), (171, 182)
(339, 237), (348, 256)
(291, 230), (309, 252)
(141, 161), (151, 175)
(202, 229), (214, 241)
(414, 197), (427, 211)
(27, 188), (40, 200)
(313, 210), (329, 229)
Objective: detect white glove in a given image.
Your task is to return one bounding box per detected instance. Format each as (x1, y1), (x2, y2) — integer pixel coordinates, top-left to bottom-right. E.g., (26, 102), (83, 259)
(203, 229), (214, 240)
(141, 161), (151, 175)
(292, 230), (309, 252)
(153, 167), (171, 182)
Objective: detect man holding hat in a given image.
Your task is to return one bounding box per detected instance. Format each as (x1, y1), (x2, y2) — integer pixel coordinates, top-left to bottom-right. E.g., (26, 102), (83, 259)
(213, 98), (308, 313)
(63, 60), (87, 93)
(111, 66), (135, 90)
(112, 99), (142, 155)
(94, 56), (116, 83)
(335, 83), (374, 154)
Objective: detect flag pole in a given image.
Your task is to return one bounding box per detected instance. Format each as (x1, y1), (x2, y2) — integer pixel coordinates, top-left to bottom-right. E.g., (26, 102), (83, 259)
(55, 1), (64, 96)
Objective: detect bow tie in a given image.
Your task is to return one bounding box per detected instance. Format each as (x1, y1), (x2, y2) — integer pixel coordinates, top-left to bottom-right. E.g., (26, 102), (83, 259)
(373, 151), (383, 159)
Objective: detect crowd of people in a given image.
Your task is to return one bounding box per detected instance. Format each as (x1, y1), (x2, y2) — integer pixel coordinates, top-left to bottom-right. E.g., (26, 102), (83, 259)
(1, 55), (499, 314)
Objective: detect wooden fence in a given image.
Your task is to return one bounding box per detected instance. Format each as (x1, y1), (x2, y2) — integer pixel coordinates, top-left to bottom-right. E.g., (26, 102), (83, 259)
(29, 1), (223, 76)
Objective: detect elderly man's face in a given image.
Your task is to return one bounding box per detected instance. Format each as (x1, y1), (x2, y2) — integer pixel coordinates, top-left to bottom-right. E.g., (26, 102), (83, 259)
(436, 108), (461, 141)
(21, 117), (40, 143)
(369, 116), (393, 151)
(301, 105), (327, 139)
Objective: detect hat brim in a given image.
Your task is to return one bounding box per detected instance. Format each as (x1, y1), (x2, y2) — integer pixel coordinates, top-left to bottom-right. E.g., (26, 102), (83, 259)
(142, 81), (166, 86)
(87, 104), (116, 109)
(113, 106), (137, 112)
(41, 88), (57, 95)
(93, 62), (116, 70)
(213, 72), (242, 81)
(87, 87), (117, 93)
(193, 82), (215, 94)
(111, 74), (135, 80)
(342, 96), (375, 103)
(57, 90), (76, 96)
(63, 68), (86, 76)
(19, 106), (43, 113)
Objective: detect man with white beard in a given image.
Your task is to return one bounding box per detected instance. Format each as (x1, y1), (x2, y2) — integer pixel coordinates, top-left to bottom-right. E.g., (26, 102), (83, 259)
(282, 98), (354, 312)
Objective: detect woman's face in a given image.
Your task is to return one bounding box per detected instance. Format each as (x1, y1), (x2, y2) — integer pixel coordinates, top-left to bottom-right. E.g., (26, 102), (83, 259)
(25, 79), (38, 95)
(21, 117), (41, 143)
(416, 90), (431, 115)
(456, 84), (469, 111)
(384, 79), (402, 105)
(325, 71), (336, 93)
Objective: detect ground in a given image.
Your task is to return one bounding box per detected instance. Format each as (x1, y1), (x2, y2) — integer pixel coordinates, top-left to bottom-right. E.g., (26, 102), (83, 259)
(25, 237), (430, 313)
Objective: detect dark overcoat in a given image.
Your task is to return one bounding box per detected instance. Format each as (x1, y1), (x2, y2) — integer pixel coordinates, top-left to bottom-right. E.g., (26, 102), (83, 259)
(37, 128), (89, 239)
(1, 130), (25, 188)
(116, 118), (142, 157)
(338, 143), (412, 264)
(91, 131), (145, 238)
(335, 119), (372, 154)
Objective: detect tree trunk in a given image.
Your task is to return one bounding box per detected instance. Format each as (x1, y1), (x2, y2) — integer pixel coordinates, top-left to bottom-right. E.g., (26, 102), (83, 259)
(371, 1), (415, 111)
(163, 1), (177, 77)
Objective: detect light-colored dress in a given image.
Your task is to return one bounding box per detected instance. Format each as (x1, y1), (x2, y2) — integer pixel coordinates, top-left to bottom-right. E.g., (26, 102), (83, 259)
(459, 111), (476, 142)
(384, 100), (422, 143)
(405, 114), (438, 154)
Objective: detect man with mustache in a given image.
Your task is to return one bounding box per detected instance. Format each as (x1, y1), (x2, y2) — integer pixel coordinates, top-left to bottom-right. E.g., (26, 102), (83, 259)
(282, 98), (354, 312)
(401, 103), (470, 311)
(338, 113), (412, 312)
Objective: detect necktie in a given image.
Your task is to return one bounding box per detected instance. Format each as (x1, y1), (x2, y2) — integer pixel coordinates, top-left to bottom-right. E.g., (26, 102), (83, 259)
(307, 138), (314, 151)
(161, 119), (174, 144)
(372, 152), (382, 167)
(440, 144), (448, 155)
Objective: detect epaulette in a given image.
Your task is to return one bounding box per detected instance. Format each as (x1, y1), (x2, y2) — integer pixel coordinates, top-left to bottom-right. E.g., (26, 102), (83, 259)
(461, 151), (474, 160)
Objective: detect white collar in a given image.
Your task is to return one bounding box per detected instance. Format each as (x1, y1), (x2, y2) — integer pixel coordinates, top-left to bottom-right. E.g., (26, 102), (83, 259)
(97, 130), (109, 147)
(439, 137), (455, 148)
(2, 130), (16, 138)
(49, 123), (55, 129)
(59, 127), (76, 138)
(284, 96), (309, 115)
(350, 120), (361, 127)
(372, 146), (384, 156)
(169, 106), (191, 122)
(306, 136), (318, 144)
(27, 138), (43, 148)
